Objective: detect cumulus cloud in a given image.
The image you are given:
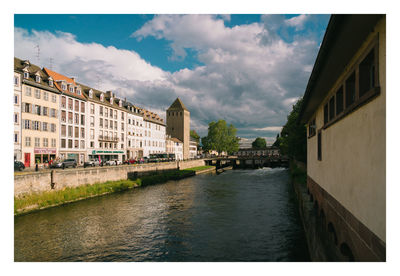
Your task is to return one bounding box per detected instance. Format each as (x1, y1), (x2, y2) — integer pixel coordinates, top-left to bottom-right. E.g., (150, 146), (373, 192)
(14, 14), (328, 141)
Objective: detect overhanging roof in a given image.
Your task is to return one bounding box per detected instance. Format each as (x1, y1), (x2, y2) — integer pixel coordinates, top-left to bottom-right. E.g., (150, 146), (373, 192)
(299, 14), (384, 124)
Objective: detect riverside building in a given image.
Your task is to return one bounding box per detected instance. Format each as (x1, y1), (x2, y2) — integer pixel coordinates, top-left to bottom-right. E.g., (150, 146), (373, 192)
(15, 58), (60, 168)
(299, 15), (386, 261)
(166, 98), (190, 159)
(124, 101), (144, 159)
(14, 59), (22, 161)
(44, 68), (87, 165)
(142, 109), (166, 156)
(166, 135), (183, 160)
(79, 84), (127, 162)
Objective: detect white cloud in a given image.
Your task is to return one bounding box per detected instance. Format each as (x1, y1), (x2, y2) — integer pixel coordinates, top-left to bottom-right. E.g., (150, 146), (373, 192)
(285, 14), (310, 31)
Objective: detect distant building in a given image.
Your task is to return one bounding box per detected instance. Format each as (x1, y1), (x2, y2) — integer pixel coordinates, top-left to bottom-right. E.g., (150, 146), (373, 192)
(166, 98), (190, 159)
(189, 137), (198, 159)
(238, 137), (253, 149)
(299, 15), (385, 261)
(166, 135), (183, 160)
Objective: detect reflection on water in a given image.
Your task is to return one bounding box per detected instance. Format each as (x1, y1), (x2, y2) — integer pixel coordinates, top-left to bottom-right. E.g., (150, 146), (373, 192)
(14, 168), (310, 261)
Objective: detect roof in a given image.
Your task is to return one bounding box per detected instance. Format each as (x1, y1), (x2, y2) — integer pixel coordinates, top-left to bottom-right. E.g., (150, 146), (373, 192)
(299, 14), (384, 123)
(142, 108), (166, 126)
(44, 68), (87, 101)
(167, 97), (188, 111)
(169, 137), (183, 144)
(14, 57), (60, 93)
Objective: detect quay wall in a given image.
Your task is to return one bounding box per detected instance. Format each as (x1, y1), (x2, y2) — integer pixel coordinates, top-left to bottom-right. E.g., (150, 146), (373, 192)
(14, 159), (205, 197)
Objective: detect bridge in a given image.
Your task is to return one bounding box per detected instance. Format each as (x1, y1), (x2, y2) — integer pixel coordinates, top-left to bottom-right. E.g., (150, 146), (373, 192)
(204, 155), (290, 169)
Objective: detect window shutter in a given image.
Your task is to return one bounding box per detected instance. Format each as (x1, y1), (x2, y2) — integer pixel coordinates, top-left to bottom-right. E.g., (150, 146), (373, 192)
(31, 104), (35, 114)
(22, 103), (25, 112)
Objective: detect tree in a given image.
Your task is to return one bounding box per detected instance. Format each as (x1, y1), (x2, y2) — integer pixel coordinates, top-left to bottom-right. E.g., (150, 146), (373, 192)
(275, 97), (307, 163)
(252, 137), (267, 149)
(201, 120), (239, 154)
(190, 130), (200, 143)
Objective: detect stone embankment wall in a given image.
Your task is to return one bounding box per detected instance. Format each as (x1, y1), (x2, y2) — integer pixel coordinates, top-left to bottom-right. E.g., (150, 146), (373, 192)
(14, 159), (205, 197)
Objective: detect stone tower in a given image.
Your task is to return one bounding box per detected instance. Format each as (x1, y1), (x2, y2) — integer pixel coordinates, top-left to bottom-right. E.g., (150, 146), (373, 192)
(166, 98), (190, 159)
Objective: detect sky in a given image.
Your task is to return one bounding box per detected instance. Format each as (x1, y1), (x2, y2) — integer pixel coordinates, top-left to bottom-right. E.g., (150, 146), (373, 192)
(14, 14), (330, 143)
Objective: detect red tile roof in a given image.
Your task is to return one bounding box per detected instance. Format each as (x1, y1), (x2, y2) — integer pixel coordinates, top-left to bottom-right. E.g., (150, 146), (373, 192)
(43, 68), (86, 100)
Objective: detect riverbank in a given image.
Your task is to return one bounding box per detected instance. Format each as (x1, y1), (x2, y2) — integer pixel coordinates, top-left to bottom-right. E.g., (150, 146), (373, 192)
(14, 165), (215, 216)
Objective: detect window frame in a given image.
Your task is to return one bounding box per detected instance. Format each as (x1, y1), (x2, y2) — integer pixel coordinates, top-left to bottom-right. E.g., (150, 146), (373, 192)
(322, 35), (380, 130)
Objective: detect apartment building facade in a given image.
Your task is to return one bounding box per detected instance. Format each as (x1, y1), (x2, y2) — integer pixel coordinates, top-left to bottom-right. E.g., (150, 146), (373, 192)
(79, 84), (128, 162)
(124, 102), (144, 159)
(166, 135), (183, 160)
(142, 110), (166, 157)
(15, 59), (60, 168)
(44, 68), (87, 165)
(299, 15), (385, 261)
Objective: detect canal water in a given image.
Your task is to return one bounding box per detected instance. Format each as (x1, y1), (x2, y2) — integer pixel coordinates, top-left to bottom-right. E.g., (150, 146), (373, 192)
(14, 168), (310, 261)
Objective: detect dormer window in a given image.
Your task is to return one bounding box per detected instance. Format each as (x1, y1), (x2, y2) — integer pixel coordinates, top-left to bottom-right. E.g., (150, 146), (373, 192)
(100, 93), (104, 102)
(23, 72), (29, 79)
(69, 86), (74, 93)
(76, 87), (81, 95)
(35, 72), (41, 83)
(89, 89), (93, 98)
(110, 97), (114, 105)
(119, 100), (122, 107)
(61, 82), (67, 91)
(48, 78), (53, 87)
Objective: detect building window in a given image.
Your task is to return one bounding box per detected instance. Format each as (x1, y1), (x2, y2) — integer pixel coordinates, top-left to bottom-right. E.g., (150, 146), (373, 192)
(61, 96), (66, 108)
(68, 139), (73, 148)
(336, 86), (344, 115)
(329, 96), (335, 122)
(51, 123), (56, 132)
(43, 107), (48, 116)
(68, 126), (73, 137)
(36, 75), (40, 83)
(14, 76), (19, 86)
(81, 128), (85, 138)
(50, 108), (56, 118)
(110, 120), (113, 129)
(43, 138), (48, 147)
(110, 109), (113, 118)
(345, 72), (356, 108)
(75, 113), (79, 124)
(359, 48), (376, 98)
(100, 106), (103, 115)
(35, 137), (40, 147)
(25, 137), (31, 147)
(69, 86), (74, 93)
(49, 79), (53, 87)
(34, 121), (40, 131)
(14, 113), (18, 124)
(61, 110), (66, 122)
(61, 139), (66, 148)
(14, 133), (18, 143)
(90, 103), (94, 114)
(68, 98), (73, 110)
(35, 89), (41, 99)
(61, 83), (67, 90)
(114, 121), (117, 130)
(90, 129), (94, 139)
(80, 140), (85, 149)
(77, 88), (81, 96)
(75, 100), (79, 112)
(61, 125), (66, 136)
(24, 119), (30, 129)
(105, 119), (108, 128)
(105, 108), (108, 117)
(51, 138), (56, 147)
(75, 126), (79, 138)
(43, 91), (49, 101)
(90, 141), (94, 148)
(317, 130), (322, 161)
(25, 87), (31, 96)
(100, 94), (104, 101)
(14, 95), (18, 105)
(89, 90), (93, 98)
(90, 116), (94, 127)
(81, 114), (85, 125)
(51, 94), (57, 103)
(42, 122), (48, 132)
(24, 72), (29, 79)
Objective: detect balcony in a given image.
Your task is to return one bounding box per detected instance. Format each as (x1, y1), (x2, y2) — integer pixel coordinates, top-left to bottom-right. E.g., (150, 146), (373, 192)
(98, 135), (119, 142)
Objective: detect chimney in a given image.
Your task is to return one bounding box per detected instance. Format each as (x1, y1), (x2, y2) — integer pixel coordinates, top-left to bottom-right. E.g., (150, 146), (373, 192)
(106, 91), (112, 97)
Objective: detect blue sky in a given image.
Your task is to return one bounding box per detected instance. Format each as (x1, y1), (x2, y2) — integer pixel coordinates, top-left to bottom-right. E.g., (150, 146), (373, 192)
(14, 14), (330, 142)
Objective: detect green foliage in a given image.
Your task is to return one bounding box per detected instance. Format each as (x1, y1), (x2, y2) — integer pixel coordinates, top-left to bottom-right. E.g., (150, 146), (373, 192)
(275, 97), (307, 162)
(190, 130), (200, 143)
(201, 120), (239, 154)
(252, 137), (267, 149)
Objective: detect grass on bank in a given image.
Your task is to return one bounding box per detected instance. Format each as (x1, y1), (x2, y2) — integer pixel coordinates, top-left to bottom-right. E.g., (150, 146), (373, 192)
(14, 166), (215, 215)
(14, 179), (140, 215)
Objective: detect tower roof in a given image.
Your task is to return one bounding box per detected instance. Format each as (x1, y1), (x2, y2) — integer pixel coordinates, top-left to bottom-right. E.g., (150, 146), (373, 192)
(167, 97), (188, 111)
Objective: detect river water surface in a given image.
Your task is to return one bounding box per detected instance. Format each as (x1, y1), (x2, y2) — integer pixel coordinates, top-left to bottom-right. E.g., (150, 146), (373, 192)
(14, 168), (310, 261)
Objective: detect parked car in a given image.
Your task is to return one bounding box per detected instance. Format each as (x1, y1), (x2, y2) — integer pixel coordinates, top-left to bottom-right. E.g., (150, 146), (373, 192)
(84, 159), (101, 167)
(51, 159), (77, 169)
(14, 160), (25, 171)
(123, 159), (136, 165)
(105, 159), (122, 166)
